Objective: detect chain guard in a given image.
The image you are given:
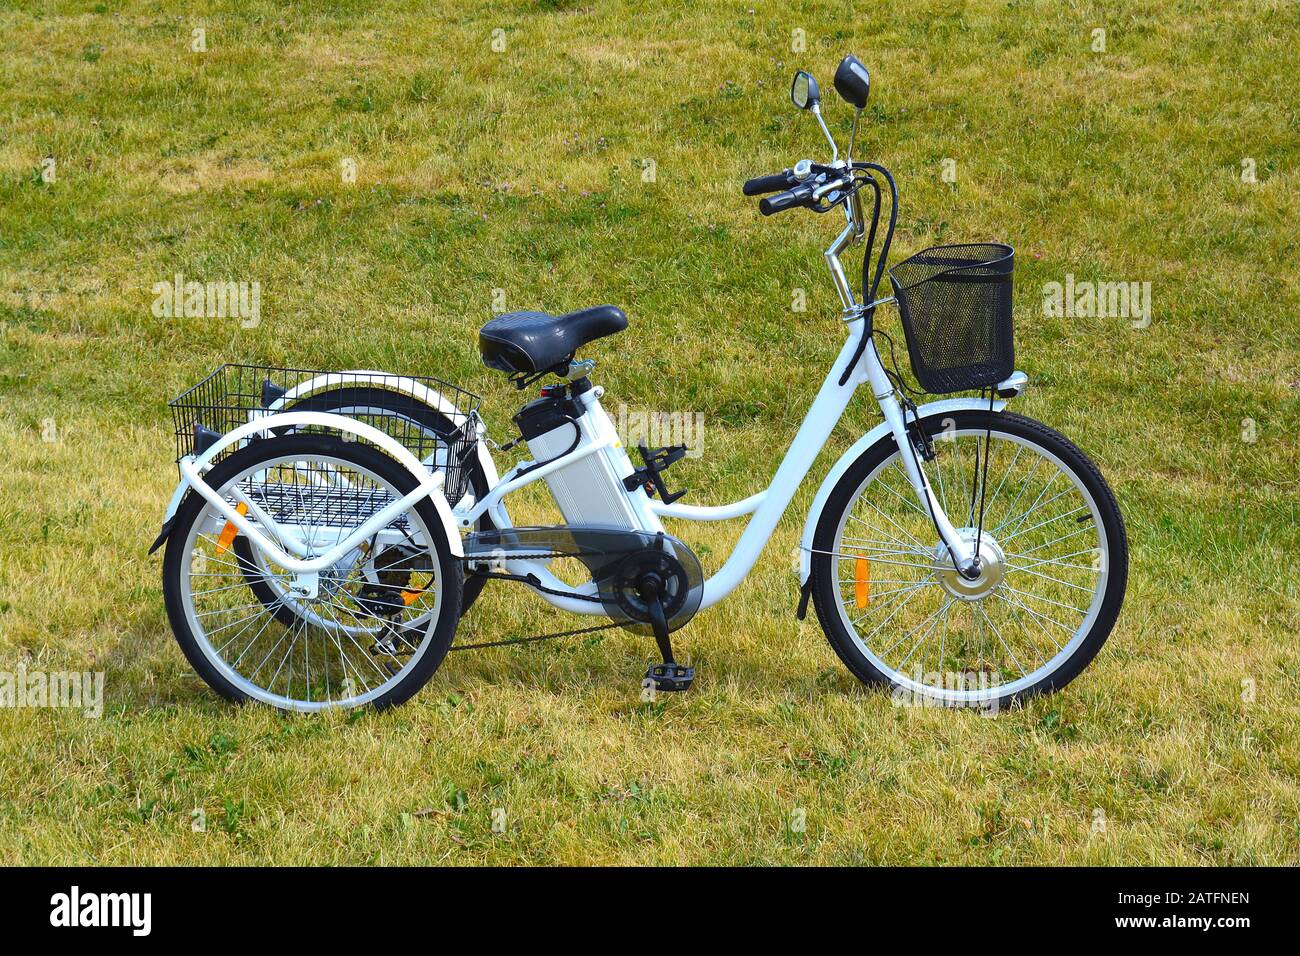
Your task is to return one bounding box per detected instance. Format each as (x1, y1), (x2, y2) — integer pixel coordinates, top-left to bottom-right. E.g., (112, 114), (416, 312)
(463, 526), (704, 635)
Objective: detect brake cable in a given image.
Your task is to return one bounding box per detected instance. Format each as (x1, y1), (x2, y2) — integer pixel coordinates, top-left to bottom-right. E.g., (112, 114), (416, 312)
(971, 388), (997, 572)
(856, 162), (899, 304)
(838, 163), (898, 386)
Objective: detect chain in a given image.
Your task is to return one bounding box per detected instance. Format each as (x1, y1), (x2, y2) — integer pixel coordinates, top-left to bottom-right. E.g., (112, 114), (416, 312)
(459, 551), (589, 562)
(449, 621), (620, 652)
(451, 546), (644, 651)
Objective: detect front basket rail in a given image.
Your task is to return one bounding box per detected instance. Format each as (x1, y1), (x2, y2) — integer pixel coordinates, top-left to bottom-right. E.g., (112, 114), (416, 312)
(888, 242), (1015, 395)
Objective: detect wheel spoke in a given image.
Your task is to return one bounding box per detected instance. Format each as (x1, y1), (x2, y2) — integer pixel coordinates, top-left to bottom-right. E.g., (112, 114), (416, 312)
(1007, 562), (1098, 594)
(995, 469), (1060, 538)
(991, 590), (1070, 645)
(975, 601), (1025, 678)
(930, 450), (950, 518)
(847, 573), (933, 629)
(875, 463), (934, 519)
(228, 601), (285, 668)
(816, 548), (936, 572)
(179, 450), (445, 710)
(993, 455), (1042, 532)
(981, 442), (1023, 518)
(312, 597), (377, 696)
(1000, 583), (1087, 616)
(991, 482), (1074, 536)
(1000, 504), (1090, 545)
(1002, 547), (1099, 572)
(856, 575), (935, 641)
(824, 422), (1114, 701)
(1010, 524), (1095, 556)
(852, 498), (930, 551)
(890, 597), (955, 666)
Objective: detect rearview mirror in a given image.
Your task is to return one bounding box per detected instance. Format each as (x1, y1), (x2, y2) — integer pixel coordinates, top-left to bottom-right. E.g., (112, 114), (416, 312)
(833, 55), (870, 109)
(791, 71), (820, 111)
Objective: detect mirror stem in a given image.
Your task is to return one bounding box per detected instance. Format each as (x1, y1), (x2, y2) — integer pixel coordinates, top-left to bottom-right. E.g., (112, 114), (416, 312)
(811, 104), (838, 163)
(846, 109), (861, 163)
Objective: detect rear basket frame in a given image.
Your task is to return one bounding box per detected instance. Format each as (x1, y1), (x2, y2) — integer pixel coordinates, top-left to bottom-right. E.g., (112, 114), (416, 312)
(168, 365), (483, 503)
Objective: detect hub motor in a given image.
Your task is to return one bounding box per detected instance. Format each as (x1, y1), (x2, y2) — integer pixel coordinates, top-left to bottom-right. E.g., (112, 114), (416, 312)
(932, 528), (1006, 601)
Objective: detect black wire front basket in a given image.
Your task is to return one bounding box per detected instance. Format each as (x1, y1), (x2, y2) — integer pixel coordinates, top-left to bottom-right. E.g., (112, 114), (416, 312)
(168, 365), (483, 503)
(888, 243), (1014, 394)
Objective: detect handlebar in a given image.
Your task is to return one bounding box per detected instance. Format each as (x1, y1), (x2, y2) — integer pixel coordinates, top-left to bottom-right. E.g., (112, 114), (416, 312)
(759, 181), (818, 216)
(742, 171), (794, 196)
(737, 59), (897, 334)
(746, 162), (852, 215)
(741, 158), (899, 326)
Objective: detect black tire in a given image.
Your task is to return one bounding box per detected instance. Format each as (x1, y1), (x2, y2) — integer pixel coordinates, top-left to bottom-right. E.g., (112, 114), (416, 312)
(272, 386), (493, 613)
(163, 433), (463, 711)
(811, 410), (1127, 706)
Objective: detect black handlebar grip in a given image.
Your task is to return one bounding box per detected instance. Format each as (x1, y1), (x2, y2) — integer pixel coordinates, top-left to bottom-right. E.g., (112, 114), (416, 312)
(759, 181), (815, 216)
(742, 171), (793, 196)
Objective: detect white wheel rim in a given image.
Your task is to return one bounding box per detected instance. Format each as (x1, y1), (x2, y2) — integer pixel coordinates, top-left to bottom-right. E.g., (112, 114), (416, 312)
(179, 452), (444, 711)
(831, 427), (1110, 703)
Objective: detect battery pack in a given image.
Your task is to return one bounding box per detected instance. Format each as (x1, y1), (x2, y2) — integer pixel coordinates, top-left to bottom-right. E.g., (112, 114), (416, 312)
(512, 393), (642, 529)
(524, 421), (641, 529)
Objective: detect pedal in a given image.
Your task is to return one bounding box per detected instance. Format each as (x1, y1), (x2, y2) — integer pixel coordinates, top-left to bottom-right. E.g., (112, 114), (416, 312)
(645, 661), (695, 692)
(637, 578), (693, 691)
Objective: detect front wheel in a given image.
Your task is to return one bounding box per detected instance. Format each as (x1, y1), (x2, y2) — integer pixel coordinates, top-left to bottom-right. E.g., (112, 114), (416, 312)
(811, 410), (1127, 709)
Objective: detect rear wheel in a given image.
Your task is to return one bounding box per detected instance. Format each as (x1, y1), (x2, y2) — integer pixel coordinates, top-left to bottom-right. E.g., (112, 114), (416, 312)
(163, 434), (462, 711)
(811, 410), (1127, 709)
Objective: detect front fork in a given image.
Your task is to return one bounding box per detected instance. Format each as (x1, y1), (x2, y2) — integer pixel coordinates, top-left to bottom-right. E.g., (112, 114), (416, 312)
(859, 337), (979, 575)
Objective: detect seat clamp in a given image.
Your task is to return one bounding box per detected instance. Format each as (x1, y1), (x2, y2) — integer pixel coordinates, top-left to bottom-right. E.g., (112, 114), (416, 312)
(565, 359), (597, 380)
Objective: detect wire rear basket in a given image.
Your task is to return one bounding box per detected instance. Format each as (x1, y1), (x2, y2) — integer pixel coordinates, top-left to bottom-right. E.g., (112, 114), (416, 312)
(168, 365), (483, 503)
(888, 243), (1014, 394)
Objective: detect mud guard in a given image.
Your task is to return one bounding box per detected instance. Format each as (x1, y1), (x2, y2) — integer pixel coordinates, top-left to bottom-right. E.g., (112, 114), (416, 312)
(149, 410), (463, 559)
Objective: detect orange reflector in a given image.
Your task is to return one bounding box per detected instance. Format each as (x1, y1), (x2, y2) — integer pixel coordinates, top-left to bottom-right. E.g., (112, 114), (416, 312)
(401, 589), (424, 606)
(854, 557), (870, 608)
(214, 502), (248, 556)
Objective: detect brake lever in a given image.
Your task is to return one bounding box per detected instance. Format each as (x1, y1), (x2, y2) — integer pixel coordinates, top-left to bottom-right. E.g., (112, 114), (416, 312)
(812, 175), (853, 201)
(803, 174), (855, 214)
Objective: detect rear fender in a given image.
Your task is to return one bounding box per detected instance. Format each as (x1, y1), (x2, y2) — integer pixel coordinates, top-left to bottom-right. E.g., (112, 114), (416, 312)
(149, 411), (463, 558)
(270, 369), (500, 487)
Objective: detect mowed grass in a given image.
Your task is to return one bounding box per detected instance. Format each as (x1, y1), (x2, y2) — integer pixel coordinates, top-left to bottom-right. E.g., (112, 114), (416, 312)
(1, 0), (1298, 865)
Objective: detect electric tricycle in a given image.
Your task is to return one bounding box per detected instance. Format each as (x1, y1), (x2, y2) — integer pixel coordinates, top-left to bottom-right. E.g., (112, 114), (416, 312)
(154, 56), (1128, 711)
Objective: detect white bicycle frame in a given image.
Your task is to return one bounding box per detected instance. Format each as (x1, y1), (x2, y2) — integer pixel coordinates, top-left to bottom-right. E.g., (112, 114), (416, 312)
(166, 160), (1024, 614)
(447, 194), (1021, 615)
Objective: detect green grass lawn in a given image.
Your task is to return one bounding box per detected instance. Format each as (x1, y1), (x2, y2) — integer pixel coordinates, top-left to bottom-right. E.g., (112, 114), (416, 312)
(1, 0), (1297, 864)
